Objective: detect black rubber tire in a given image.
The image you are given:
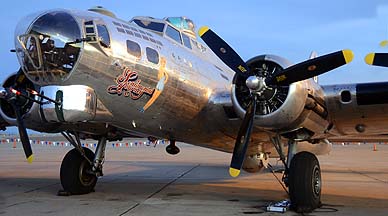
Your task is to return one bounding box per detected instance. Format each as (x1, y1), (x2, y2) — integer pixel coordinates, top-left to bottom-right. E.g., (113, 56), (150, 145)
(166, 145), (180, 155)
(289, 151), (322, 213)
(60, 147), (97, 195)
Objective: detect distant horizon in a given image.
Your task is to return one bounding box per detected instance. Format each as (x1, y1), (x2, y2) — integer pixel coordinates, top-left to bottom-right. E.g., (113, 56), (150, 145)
(0, 127), (56, 135)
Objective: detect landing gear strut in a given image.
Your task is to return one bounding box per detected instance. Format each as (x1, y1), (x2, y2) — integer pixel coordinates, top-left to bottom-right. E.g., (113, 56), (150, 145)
(59, 132), (107, 195)
(271, 135), (322, 213)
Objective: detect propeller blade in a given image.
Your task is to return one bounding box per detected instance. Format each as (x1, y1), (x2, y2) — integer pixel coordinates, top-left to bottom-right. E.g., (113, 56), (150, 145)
(266, 50), (354, 86)
(198, 26), (249, 77)
(365, 53), (388, 67)
(379, 40), (388, 47)
(10, 102), (34, 163)
(229, 96), (257, 177)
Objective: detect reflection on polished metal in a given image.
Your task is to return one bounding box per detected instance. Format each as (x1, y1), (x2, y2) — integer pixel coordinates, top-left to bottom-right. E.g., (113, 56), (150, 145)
(15, 11), (81, 85)
(2, 7), (358, 155)
(40, 85), (97, 122)
(0, 6), (383, 213)
(245, 76), (260, 90)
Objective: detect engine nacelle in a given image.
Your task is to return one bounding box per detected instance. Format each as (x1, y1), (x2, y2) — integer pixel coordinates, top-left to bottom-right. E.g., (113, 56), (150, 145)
(0, 72), (112, 134)
(0, 72), (39, 125)
(232, 54), (330, 136)
(232, 55), (308, 130)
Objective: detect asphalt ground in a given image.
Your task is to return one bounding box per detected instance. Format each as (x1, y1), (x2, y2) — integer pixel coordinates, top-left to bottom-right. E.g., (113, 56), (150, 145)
(0, 138), (387, 216)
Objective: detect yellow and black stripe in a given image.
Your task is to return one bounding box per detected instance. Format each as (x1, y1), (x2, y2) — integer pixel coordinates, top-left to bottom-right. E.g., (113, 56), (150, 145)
(266, 50), (354, 86)
(365, 53), (388, 67)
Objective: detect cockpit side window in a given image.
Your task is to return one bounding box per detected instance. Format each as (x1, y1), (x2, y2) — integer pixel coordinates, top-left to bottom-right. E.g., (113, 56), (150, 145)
(132, 19), (165, 33)
(182, 34), (192, 49)
(165, 25), (182, 44)
(96, 24), (110, 48)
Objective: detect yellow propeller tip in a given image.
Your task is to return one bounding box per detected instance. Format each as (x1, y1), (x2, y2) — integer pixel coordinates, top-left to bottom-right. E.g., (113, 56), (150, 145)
(364, 53), (375, 65)
(379, 40), (388, 47)
(27, 154), (34, 163)
(198, 26), (210, 37)
(229, 168), (240, 177)
(342, 49), (354, 64)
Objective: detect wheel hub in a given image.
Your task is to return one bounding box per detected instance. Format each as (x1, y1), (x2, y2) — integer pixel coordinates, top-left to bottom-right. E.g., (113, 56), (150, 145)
(79, 160), (95, 186)
(313, 165), (321, 197)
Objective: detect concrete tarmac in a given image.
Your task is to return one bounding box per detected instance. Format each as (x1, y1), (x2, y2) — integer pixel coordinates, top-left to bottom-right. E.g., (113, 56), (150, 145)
(0, 139), (387, 215)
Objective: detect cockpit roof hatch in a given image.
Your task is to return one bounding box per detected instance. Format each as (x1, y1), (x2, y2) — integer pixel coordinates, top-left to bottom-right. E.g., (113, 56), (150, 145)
(88, 6), (116, 18)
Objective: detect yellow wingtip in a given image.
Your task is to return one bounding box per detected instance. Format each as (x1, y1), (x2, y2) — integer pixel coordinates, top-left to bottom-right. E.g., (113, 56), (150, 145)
(342, 49), (354, 64)
(364, 53), (375, 65)
(198, 26), (210, 37)
(229, 168), (240, 177)
(27, 154), (34, 164)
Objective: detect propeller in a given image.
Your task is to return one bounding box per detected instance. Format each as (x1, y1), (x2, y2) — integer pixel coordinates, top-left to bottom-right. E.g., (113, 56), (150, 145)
(229, 95), (256, 177)
(198, 26), (249, 78)
(365, 53), (388, 67)
(0, 91), (34, 163)
(12, 71), (34, 163)
(10, 99), (34, 163)
(198, 26), (354, 177)
(0, 70), (58, 163)
(265, 50), (353, 86)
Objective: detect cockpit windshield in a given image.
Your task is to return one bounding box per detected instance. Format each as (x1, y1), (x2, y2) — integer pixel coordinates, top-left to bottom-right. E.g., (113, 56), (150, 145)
(15, 11), (81, 84)
(166, 17), (195, 37)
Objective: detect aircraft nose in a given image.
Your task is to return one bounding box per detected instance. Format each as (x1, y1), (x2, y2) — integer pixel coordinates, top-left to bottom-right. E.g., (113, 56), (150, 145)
(15, 11), (82, 85)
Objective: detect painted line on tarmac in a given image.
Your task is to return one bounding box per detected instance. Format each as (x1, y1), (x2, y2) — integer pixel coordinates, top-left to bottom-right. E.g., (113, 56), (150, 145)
(119, 164), (200, 216)
(349, 169), (387, 184)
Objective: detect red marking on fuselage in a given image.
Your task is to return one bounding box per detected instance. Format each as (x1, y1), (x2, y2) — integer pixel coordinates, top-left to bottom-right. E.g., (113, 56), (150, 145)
(107, 67), (154, 100)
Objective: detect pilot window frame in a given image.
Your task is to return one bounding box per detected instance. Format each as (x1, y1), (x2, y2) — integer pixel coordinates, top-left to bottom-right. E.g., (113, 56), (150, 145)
(126, 40), (141, 58)
(181, 33), (192, 49)
(132, 19), (165, 33)
(146, 47), (159, 64)
(165, 24), (182, 45)
(96, 24), (111, 48)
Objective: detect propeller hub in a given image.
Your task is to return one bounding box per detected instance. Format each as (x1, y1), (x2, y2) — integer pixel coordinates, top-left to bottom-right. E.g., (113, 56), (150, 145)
(246, 76), (266, 92)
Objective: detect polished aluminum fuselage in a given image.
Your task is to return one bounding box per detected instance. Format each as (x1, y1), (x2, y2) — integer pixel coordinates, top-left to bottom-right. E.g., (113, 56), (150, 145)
(12, 9), (240, 152)
(7, 9), (388, 158)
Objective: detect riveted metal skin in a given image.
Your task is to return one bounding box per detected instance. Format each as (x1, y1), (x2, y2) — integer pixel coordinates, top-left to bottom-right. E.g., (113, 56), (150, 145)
(2, 8), (371, 158)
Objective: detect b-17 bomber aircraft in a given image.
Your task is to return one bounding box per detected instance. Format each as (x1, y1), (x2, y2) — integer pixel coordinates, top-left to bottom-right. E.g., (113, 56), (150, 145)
(1, 6), (386, 213)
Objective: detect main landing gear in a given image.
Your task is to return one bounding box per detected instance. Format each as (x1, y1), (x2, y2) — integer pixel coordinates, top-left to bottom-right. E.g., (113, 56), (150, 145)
(271, 135), (322, 213)
(59, 132), (107, 195)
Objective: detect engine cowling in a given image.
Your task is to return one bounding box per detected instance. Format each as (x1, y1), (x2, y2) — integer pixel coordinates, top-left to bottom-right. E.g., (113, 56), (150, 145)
(0, 72), (39, 125)
(232, 54), (309, 130)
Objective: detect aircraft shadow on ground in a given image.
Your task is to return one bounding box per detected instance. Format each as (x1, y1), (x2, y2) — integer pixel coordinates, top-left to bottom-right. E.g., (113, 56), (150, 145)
(0, 161), (387, 212)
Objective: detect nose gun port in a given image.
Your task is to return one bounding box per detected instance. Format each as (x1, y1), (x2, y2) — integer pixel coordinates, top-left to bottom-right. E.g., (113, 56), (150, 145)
(15, 11), (82, 85)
